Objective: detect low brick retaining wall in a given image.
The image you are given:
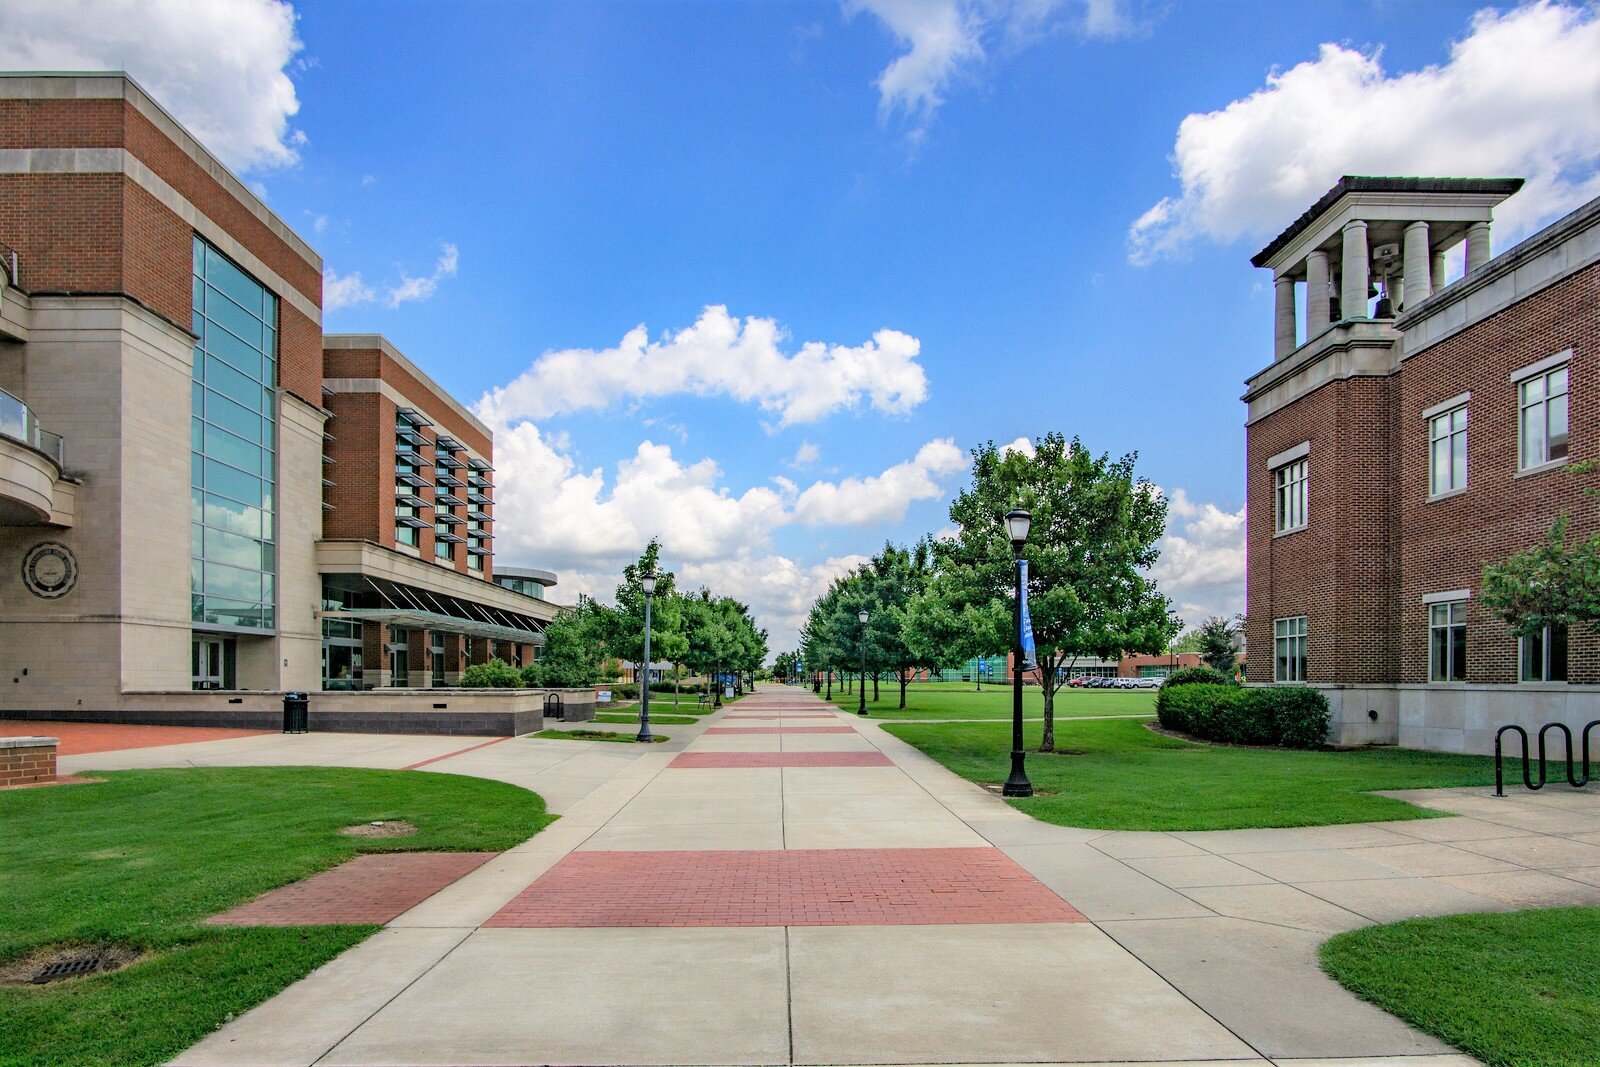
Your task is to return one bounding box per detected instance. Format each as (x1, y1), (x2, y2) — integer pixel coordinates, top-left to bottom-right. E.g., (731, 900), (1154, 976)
(1, 689), (596, 737)
(0, 736), (57, 786)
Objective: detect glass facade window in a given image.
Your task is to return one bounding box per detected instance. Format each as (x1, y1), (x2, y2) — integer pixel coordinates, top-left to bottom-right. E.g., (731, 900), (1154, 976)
(1428, 406), (1468, 495)
(1520, 624), (1568, 682)
(1274, 458), (1307, 533)
(1273, 616), (1307, 682)
(1519, 365), (1569, 470)
(321, 585), (365, 690)
(1428, 601), (1468, 682)
(191, 236), (277, 631)
(388, 627), (410, 687)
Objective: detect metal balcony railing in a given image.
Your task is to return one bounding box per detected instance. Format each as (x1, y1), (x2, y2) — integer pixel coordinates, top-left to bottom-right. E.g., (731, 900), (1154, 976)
(0, 388), (63, 467)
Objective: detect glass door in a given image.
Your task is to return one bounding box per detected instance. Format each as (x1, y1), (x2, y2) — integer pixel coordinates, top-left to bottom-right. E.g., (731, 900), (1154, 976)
(192, 637), (225, 690)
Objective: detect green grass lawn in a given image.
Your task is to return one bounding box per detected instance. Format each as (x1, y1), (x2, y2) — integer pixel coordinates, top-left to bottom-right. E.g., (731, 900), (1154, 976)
(593, 712), (699, 725)
(882, 717), (1499, 830)
(822, 680), (1155, 720)
(0, 766), (553, 1067)
(531, 728), (667, 743)
(1321, 908), (1600, 1067)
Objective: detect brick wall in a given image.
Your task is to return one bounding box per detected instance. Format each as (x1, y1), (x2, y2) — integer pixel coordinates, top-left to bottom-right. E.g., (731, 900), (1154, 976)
(0, 738), (57, 787)
(1247, 260), (1597, 689)
(1397, 261), (1598, 685)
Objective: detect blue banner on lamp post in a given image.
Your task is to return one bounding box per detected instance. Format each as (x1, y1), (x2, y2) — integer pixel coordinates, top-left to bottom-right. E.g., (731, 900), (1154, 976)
(1018, 559), (1038, 671)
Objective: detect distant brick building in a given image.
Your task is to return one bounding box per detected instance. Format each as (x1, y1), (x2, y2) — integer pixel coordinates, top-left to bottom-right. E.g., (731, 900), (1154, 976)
(1244, 177), (1596, 753)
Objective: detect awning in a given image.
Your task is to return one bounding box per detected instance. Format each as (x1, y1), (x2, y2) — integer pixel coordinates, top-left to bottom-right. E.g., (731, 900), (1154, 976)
(322, 573), (546, 645)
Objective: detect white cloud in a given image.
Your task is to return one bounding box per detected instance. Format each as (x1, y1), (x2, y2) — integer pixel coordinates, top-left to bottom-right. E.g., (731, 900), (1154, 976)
(475, 305), (927, 429)
(322, 242), (459, 312)
(490, 427), (965, 576)
(1129, 1), (1600, 264)
(0, 0), (305, 173)
(1148, 488), (1245, 626)
(999, 435), (1035, 458)
(679, 553), (872, 653)
(791, 438), (967, 526)
(386, 242), (459, 307)
(790, 441), (822, 468)
(849, 0), (1142, 130)
(322, 269), (375, 311)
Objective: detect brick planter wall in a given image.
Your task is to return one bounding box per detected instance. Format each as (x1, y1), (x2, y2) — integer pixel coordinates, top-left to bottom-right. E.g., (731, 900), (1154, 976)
(0, 736), (58, 786)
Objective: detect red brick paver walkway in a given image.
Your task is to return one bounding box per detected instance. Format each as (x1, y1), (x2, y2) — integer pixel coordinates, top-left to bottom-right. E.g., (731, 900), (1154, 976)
(208, 852), (497, 926)
(669, 751), (894, 768)
(704, 726), (856, 735)
(724, 714), (838, 720)
(486, 848), (1086, 928)
(0, 720), (271, 756)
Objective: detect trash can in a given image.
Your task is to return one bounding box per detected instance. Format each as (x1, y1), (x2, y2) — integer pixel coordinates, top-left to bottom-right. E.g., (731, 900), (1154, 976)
(282, 692), (309, 734)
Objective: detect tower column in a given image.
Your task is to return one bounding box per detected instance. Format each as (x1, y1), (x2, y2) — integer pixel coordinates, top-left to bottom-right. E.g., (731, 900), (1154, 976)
(1466, 221), (1492, 274)
(1305, 249), (1331, 335)
(1402, 220), (1432, 310)
(1273, 274), (1297, 359)
(1431, 250), (1448, 292)
(1340, 220), (1369, 321)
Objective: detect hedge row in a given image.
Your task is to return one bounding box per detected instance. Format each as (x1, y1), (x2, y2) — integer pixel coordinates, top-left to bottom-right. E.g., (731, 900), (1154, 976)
(1155, 683), (1330, 749)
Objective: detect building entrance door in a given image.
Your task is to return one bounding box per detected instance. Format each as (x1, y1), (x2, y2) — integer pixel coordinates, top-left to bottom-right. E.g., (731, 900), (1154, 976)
(192, 636), (226, 690)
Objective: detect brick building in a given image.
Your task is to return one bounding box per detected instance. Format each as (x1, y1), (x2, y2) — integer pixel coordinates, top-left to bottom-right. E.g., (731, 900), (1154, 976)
(0, 72), (560, 721)
(1244, 176), (1597, 753)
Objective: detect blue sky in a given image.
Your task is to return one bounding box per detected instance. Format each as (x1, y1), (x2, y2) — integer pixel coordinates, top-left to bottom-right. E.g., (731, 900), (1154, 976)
(7, 0), (1598, 649)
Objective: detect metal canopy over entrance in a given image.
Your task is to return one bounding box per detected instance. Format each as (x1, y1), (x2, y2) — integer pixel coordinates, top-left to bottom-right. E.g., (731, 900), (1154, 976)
(321, 574), (547, 646)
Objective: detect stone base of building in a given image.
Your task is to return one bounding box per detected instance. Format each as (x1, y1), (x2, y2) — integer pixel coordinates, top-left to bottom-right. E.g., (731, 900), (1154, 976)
(1305, 683), (1600, 755)
(0, 688), (595, 737)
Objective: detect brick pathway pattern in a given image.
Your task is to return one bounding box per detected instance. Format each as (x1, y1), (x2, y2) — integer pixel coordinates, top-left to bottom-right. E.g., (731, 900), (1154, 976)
(0, 720), (270, 756)
(668, 751), (895, 768)
(723, 714), (838, 720)
(486, 847), (1087, 928)
(209, 852), (497, 926)
(704, 725), (856, 735)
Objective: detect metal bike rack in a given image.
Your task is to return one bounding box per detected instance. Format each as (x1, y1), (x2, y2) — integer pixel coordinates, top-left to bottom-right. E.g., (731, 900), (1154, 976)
(543, 692), (564, 719)
(1494, 720), (1599, 796)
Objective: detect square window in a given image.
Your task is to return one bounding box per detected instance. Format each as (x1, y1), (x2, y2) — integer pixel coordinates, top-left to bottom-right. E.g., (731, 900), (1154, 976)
(1519, 624), (1568, 682)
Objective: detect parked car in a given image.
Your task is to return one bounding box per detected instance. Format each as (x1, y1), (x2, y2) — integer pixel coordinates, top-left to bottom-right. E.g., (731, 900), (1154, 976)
(1133, 677), (1161, 688)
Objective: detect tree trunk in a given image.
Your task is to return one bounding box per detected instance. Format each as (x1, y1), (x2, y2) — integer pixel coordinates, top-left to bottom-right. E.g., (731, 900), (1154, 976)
(872, 673), (879, 701)
(898, 669), (908, 709)
(826, 670), (832, 699)
(1039, 653), (1059, 753)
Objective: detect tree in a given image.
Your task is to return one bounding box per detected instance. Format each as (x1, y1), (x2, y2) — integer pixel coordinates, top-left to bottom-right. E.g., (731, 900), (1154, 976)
(936, 434), (1178, 752)
(1169, 628), (1205, 654)
(1195, 615), (1241, 675)
(1482, 462), (1600, 638)
(601, 540), (690, 704)
(854, 539), (945, 709)
(525, 598), (605, 687)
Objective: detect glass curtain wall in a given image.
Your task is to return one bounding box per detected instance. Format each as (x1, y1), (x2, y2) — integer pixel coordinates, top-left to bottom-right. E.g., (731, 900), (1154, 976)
(191, 236), (277, 632)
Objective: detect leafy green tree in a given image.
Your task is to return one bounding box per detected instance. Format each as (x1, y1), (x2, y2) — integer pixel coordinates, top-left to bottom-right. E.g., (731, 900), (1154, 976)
(600, 540), (690, 704)
(1483, 463), (1600, 638)
(1169, 628), (1204, 654)
(856, 539), (945, 709)
(1195, 615), (1241, 675)
(936, 434), (1178, 752)
(525, 598), (605, 687)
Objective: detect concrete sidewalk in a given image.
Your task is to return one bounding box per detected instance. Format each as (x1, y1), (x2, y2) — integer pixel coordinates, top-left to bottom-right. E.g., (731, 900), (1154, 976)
(158, 685), (1598, 1065)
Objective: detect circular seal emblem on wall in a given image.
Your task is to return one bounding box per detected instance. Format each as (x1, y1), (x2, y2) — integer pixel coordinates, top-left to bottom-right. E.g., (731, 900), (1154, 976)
(22, 541), (77, 599)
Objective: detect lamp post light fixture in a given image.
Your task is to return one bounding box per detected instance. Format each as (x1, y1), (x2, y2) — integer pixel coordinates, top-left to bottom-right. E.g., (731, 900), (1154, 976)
(1003, 508), (1033, 798)
(857, 609), (870, 716)
(637, 570), (657, 743)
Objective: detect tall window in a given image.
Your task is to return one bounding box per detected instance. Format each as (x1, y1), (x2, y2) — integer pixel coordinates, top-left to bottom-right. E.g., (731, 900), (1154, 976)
(1274, 458), (1308, 533)
(1429, 405), (1468, 495)
(1519, 364), (1569, 470)
(1520, 624), (1568, 682)
(1273, 616), (1307, 682)
(1428, 601), (1467, 682)
(191, 236), (277, 631)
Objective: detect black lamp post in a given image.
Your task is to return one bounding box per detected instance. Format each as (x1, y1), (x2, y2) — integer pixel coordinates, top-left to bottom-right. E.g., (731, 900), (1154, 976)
(1002, 508), (1033, 797)
(636, 570), (656, 742)
(857, 609), (870, 716)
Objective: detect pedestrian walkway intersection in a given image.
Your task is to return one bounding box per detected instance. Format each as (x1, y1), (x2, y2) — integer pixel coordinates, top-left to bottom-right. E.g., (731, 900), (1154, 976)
(172, 686), (1496, 1066)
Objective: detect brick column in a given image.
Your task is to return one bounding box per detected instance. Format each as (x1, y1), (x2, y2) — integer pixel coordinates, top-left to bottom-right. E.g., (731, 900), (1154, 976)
(470, 637), (491, 666)
(442, 633), (466, 685)
(363, 622), (391, 689)
(0, 737), (57, 786)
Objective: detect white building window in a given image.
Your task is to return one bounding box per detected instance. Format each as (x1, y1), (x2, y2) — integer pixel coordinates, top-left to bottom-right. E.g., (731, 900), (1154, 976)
(1273, 616), (1307, 682)
(1520, 624), (1568, 682)
(1429, 405), (1467, 495)
(1519, 364), (1568, 470)
(1274, 458), (1308, 533)
(1428, 601), (1467, 682)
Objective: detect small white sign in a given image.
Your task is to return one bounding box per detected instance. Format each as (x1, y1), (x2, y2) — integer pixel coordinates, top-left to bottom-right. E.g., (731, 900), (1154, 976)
(597, 690), (612, 703)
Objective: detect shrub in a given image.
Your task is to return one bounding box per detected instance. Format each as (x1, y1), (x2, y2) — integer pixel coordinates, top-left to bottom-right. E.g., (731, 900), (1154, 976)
(1252, 686), (1332, 749)
(1156, 683), (1329, 749)
(461, 660), (523, 689)
(1161, 665), (1234, 689)
(610, 683), (640, 700)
